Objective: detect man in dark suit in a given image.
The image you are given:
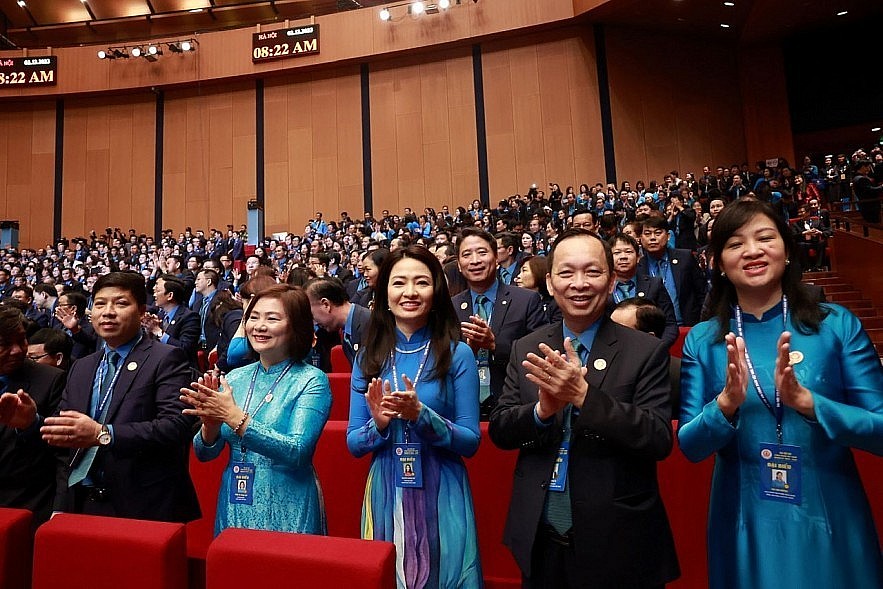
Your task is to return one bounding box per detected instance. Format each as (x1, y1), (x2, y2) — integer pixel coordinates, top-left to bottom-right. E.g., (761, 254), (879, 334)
(190, 268), (221, 354)
(637, 215), (706, 326)
(39, 271), (200, 522)
(453, 227), (547, 419)
(489, 229), (679, 588)
(609, 234), (678, 348)
(0, 307), (66, 528)
(10, 285), (50, 328)
(145, 274), (201, 369)
(306, 276), (370, 369)
(666, 194), (697, 251)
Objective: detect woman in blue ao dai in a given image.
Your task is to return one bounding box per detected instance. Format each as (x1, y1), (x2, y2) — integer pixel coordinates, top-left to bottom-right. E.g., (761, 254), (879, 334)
(347, 246), (483, 589)
(183, 284), (331, 535)
(678, 200), (883, 588)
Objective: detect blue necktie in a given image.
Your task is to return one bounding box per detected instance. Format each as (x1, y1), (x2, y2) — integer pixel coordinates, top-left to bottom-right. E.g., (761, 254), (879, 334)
(475, 295), (491, 403)
(70, 351), (119, 487)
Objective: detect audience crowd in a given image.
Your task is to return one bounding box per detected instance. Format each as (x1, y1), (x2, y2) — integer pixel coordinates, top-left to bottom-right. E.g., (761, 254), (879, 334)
(1, 145), (881, 589)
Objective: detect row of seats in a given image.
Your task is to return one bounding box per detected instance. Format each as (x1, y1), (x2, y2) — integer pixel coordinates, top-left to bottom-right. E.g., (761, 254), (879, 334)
(0, 510), (395, 589)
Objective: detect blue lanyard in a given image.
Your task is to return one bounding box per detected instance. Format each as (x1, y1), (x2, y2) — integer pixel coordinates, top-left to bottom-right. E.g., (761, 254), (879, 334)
(734, 296), (788, 444)
(95, 335), (141, 422)
(239, 360), (295, 455)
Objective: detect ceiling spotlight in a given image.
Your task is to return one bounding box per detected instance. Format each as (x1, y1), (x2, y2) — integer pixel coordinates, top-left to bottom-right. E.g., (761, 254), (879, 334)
(148, 45), (160, 55)
(131, 46), (143, 58)
(97, 49), (107, 59)
(188, 8), (203, 13)
(410, 1), (425, 15)
(836, 10), (847, 16)
(723, 1), (734, 5)
(181, 40), (193, 51)
(872, 127), (881, 132)
(379, 7), (391, 20)
(439, 0), (450, 8)
(720, 23), (730, 28)
(16, 0), (25, 7)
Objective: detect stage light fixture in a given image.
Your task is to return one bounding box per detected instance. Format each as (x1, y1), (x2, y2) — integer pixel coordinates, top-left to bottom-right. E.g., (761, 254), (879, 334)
(97, 49), (107, 59)
(112, 48), (128, 58)
(410, 1), (425, 15)
(16, 1), (25, 7)
(148, 45), (160, 55)
(181, 40), (194, 51)
(439, 0), (450, 8)
(168, 42), (183, 53)
(131, 46), (143, 57)
(379, 7), (391, 20)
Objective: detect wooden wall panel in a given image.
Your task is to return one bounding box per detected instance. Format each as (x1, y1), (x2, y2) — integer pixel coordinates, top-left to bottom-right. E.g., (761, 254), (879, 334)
(606, 26), (747, 187)
(0, 101), (56, 248)
(739, 43), (795, 166)
(483, 29), (605, 199)
(62, 95), (155, 241)
(163, 83), (255, 235)
(263, 67), (363, 236)
(369, 49), (478, 217)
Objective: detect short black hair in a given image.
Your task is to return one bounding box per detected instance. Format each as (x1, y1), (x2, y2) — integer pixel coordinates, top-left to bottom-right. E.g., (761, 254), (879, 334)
(29, 327), (72, 358)
(93, 271), (147, 307)
(305, 276), (348, 306)
(158, 274), (186, 304)
(614, 297), (666, 338)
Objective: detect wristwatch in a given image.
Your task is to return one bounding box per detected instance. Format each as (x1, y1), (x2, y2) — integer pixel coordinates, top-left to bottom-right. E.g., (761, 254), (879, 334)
(97, 425), (112, 446)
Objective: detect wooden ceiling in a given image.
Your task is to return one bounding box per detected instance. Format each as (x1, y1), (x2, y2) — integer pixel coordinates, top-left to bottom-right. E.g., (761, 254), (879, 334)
(0, 0), (880, 49)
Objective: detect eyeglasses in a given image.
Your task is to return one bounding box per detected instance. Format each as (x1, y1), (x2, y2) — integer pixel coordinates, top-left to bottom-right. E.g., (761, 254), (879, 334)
(27, 353), (50, 361)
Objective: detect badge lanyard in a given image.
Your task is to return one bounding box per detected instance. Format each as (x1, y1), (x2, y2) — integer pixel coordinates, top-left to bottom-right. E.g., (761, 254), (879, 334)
(239, 360), (295, 457)
(734, 295), (788, 444)
(93, 335), (142, 422)
(390, 342), (430, 444)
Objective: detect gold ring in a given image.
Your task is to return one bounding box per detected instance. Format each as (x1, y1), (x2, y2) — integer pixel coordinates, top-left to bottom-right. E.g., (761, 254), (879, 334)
(546, 372), (552, 382)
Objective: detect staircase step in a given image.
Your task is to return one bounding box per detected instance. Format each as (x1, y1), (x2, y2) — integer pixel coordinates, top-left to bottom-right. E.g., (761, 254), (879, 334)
(828, 291), (863, 302)
(867, 328), (883, 342)
(859, 316), (883, 329)
(853, 308), (879, 318)
(814, 283), (855, 294)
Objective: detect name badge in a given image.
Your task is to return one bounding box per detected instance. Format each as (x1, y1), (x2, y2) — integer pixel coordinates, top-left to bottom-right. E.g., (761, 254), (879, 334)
(548, 440), (569, 492)
(229, 462), (256, 505)
(395, 443), (422, 488)
(759, 443), (802, 504)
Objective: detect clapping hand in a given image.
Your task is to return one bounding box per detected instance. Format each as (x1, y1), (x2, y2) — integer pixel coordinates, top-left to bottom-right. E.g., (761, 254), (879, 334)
(0, 390), (37, 429)
(717, 332), (747, 419)
(380, 375), (423, 422)
(775, 332), (815, 419)
(524, 338), (587, 420)
(365, 378), (392, 431)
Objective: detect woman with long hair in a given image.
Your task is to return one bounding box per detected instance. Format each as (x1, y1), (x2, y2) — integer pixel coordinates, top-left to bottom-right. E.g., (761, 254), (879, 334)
(352, 248), (389, 309)
(347, 245), (482, 589)
(678, 200), (883, 588)
(183, 284), (332, 536)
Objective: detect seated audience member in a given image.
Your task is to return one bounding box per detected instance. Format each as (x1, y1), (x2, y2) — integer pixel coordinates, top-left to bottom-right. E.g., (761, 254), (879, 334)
(637, 215), (706, 326)
(146, 274), (201, 368)
(209, 290), (244, 374)
(351, 248), (389, 309)
(791, 204), (832, 272)
(305, 276), (370, 368)
(489, 229), (679, 588)
(28, 327), (73, 371)
(515, 255), (560, 323)
(11, 285), (49, 328)
(53, 290), (98, 360)
(185, 285), (331, 536)
(224, 275), (277, 370)
(611, 297), (680, 414)
(609, 233), (678, 347)
(0, 307), (66, 528)
(30, 272), (200, 522)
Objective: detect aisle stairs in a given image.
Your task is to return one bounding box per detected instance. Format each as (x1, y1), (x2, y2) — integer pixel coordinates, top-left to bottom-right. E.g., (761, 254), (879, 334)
(803, 271), (883, 359)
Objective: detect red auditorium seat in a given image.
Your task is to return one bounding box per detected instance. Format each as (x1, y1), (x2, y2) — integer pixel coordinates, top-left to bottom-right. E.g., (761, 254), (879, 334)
(0, 508), (32, 589)
(330, 344), (351, 373)
(326, 372), (352, 421)
(670, 326), (690, 358)
(206, 528), (395, 588)
(33, 514), (188, 589)
(313, 420), (371, 539)
(186, 445), (229, 561)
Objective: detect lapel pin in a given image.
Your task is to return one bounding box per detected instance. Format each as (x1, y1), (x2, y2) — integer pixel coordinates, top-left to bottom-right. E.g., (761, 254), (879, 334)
(353, 343), (360, 351)
(501, 300), (508, 305)
(460, 302), (468, 310)
(637, 291), (645, 297)
(127, 361), (138, 371)
(788, 351), (804, 365)
(671, 258), (679, 265)
(593, 359), (607, 371)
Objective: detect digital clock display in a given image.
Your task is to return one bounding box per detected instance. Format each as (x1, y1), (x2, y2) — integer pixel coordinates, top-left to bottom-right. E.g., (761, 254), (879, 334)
(252, 25), (320, 63)
(0, 56), (57, 87)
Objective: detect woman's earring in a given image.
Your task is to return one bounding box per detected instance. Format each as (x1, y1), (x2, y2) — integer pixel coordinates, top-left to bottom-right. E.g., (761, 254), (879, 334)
(720, 271), (726, 277)
(785, 259), (791, 265)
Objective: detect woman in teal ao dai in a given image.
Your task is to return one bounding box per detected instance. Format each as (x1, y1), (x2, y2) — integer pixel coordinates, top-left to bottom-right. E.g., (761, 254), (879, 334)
(183, 284), (332, 535)
(347, 246), (482, 589)
(678, 200), (883, 588)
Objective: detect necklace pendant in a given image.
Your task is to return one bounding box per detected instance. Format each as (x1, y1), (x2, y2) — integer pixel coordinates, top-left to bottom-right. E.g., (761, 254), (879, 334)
(264, 393), (273, 403)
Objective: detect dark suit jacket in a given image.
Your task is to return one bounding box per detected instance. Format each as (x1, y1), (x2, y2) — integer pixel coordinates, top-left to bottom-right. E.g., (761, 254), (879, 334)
(669, 209), (697, 251)
(637, 249), (706, 327)
(0, 360), (65, 525)
(452, 281), (547, 403)
(343, 303), (372, 367)
(54, 338), (200, 523)
(160, 306), (201, 368)
(215, 308), (244, 374)
(611, 274), (679, 348)
(488, 320), (679, 586)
